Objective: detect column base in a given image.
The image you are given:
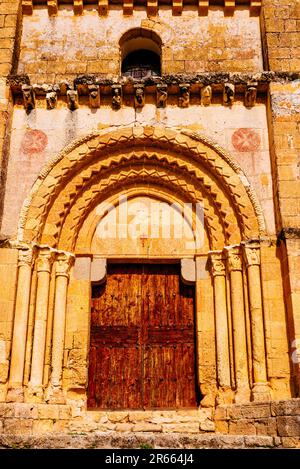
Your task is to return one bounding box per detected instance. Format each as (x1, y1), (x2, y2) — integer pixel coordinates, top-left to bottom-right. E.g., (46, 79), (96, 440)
(6, 384), (24, 403)
(234, 387), (251, 403)
(26, 384), (44, 403)
(251, 382), (271, 402)
(45, 385), (66, 404)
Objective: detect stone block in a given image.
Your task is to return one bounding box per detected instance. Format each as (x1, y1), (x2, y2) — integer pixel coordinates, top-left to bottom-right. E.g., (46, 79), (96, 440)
(37, 404), (60, 420)
(14, 404), (38, 419)
(107, 412), (129, 423)
(128, 411), (153, 422)
(277, 416), (300, 437)
(133, 423), (162, 432)
(271, 399), (300, 417)
(4, 418), (33, 435)
(228, 419), (256, 435)
(162, 423), (199, 433)
(32, 419), (54, 434)
(115, 423), (133, 432)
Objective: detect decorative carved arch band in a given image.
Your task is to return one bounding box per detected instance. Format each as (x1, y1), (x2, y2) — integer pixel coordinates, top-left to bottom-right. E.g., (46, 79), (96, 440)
(18, 126), (265, 251)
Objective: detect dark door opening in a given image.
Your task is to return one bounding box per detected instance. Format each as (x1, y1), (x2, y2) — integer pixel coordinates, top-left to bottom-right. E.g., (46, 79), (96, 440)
(87, 264), (199, 409)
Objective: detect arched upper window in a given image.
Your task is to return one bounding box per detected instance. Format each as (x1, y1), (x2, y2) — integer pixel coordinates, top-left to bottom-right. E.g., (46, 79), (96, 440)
(119, 28), (162, 79)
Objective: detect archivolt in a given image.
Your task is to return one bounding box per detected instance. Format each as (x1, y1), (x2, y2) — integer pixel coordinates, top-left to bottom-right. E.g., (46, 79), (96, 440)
(18, 126), (265, 251)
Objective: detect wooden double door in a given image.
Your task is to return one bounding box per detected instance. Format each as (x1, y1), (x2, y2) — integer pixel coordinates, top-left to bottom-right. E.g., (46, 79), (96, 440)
(87, 264), (198, 409)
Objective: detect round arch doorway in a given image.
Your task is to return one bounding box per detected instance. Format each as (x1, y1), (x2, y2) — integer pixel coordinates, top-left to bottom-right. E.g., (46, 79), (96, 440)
(86, 194), (203, 410)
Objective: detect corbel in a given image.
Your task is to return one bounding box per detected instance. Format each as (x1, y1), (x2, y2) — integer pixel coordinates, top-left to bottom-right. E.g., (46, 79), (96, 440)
(123, 0), (133, 15)
(98, 0), (108, 15)
(201, 85), (212, 106)
(172, 0), (183, 16)
(67, 89), (79, 110)
(112, 84), (122, 109)
(223, 82), (235, 107)
(88, 84), (100, 108)
(224, 1), (235, 15)
(244, 81), (257, 108)
(179, 83), (190, 108)
(147, 0), (158, 16)
(73, 0), (83, 15)
(198, 0), (209, 16)
(46, 85), (58, 110)
(134, 84), (145, 108)
(156, 84), (168, 108)
(250, 1), (262, 15)
(22, 84), (35, 113)
(47, 0), (58, 16)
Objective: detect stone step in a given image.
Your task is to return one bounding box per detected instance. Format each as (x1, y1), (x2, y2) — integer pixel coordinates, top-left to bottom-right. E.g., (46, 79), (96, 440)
(0, 432), (297, 449)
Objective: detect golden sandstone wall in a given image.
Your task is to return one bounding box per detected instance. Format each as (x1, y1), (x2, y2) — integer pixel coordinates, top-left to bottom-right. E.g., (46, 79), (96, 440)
(0, 0), (299, 449)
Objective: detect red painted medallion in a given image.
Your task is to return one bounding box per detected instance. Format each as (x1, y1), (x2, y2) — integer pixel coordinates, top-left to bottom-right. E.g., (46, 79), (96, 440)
(232, 128), (261, 152)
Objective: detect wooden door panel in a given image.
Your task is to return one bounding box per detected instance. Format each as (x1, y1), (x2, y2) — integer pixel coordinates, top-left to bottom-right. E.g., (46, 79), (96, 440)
(87, 263), (198, 409)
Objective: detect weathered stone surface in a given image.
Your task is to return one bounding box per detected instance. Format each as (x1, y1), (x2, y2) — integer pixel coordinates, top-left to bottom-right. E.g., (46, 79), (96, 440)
(277, 416), (300, 437)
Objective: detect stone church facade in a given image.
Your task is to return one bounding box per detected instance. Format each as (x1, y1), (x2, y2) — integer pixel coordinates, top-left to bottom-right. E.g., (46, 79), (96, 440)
(0, 0), (299, 448)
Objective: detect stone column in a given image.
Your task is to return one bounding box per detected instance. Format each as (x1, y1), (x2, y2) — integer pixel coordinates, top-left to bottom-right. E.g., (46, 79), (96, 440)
(7, 248), (34, 402)
(243, 242), (271, 401)
(28, 248), (53, 400)
(46, 253), (73, 403)
(226, 246), (250, 402)
(209, 251), (232, 402)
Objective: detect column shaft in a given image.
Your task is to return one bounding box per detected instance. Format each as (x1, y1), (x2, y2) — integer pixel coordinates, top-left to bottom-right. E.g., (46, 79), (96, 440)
(29, 249), (52, 396)
(227, 247), (250, 402)
(210, 252), (231, 391)
(8, 249), (33, 399)
(243, 243), (270, 401)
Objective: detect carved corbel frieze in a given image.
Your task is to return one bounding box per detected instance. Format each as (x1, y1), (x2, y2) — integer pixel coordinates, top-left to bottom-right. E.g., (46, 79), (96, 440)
(156, 84), (168, 108)
(201, 85), (212, 106)
(223, 82), (235, 107)
(112, 85), (122, 109)
(22, 84), (35, 113)
(67, 89), (79, 110)
(179, 83), (190, 108)
(88, 84), (100, 108)
(245, 82), (257, 108)
(134, 85), (145, 108)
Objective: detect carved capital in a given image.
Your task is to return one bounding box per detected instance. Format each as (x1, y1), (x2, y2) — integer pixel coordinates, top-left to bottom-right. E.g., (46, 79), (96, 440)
(18, 248), (34, 268)
(36, 249), (53, 273)
(243, 243), (260, 267)
(226, 247), (242, 272)
(55, 252), (74, 278)
(209, 251), (226, 277)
